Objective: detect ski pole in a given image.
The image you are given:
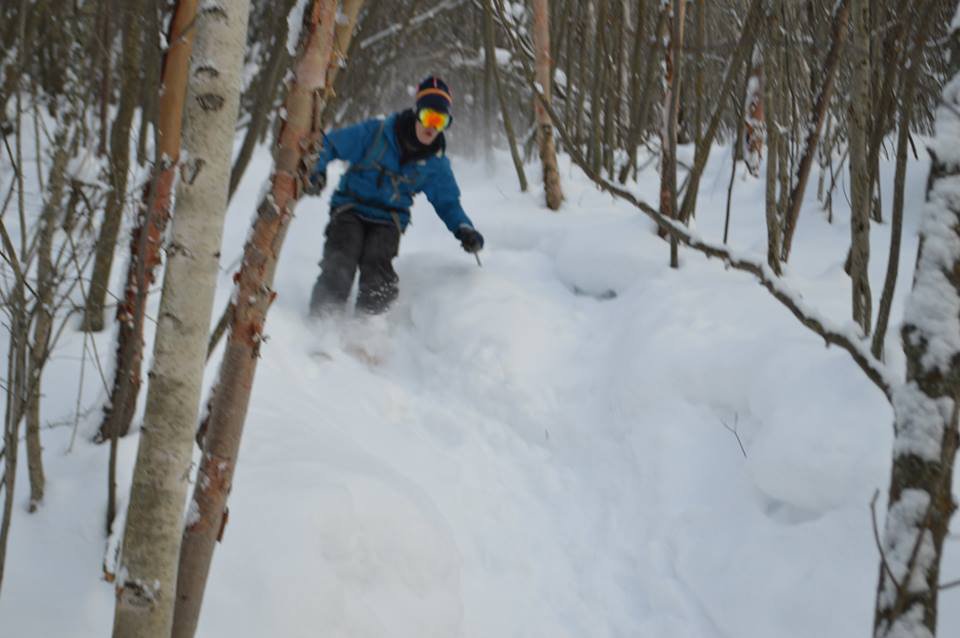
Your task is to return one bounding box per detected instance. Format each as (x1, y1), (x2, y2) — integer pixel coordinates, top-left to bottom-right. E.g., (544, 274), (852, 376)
(474, 252), (482, 267)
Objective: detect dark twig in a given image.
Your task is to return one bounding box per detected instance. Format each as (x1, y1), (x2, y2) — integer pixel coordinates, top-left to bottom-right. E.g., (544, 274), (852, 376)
(939, 577), (960, 591)
(720, 413), (747, 458)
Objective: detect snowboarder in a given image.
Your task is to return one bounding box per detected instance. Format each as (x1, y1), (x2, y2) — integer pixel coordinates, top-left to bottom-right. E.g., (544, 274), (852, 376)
(304, 75), (485, 317)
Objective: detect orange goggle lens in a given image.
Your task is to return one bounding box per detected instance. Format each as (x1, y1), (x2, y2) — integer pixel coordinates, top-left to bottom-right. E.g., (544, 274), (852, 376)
(418, 108), (451, 131)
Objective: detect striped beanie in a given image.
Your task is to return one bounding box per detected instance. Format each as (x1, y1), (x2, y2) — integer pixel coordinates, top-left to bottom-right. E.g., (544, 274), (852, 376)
(415, 76), (453, 115)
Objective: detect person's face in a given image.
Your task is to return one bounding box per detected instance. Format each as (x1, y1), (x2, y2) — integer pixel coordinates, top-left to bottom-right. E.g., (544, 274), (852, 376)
(415, 118), (441, 145)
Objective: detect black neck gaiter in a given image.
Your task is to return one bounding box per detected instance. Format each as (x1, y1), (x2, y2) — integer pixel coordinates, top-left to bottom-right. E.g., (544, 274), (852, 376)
(395, 109), (444, 164)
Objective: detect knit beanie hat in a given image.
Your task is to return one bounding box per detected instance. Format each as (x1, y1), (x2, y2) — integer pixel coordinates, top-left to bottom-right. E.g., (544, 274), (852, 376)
(415, 76), (453, 115)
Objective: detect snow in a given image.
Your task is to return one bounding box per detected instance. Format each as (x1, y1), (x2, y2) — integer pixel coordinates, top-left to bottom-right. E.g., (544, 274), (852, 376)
(878, 489), (936, 609)
(286, 0), (309, 56)
(902, 174), (960, 372)
(891, 382), (951, 461)
(881, 604), (935, 638)
(2, 131), (959, 638)
(66, 145), (105, 184)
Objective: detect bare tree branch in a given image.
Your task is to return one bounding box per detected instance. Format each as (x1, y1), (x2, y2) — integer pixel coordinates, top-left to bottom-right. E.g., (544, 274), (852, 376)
(939, 577), (960, 591)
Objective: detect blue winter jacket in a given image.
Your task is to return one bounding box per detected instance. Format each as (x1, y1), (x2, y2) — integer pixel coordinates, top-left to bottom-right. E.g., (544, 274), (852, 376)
(313, 111), (474, 233)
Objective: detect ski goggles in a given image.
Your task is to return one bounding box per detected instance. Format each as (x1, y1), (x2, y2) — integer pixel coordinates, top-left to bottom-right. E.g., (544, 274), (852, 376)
(418, 107), (451, 132)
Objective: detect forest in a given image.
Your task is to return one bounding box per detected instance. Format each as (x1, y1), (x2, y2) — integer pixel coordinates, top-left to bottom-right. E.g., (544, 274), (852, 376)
(1, 0), (959, 636)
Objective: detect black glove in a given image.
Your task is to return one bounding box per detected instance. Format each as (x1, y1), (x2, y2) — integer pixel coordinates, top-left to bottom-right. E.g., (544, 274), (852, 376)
(455, 224), (484, 253)
(303, 169), (326, 196)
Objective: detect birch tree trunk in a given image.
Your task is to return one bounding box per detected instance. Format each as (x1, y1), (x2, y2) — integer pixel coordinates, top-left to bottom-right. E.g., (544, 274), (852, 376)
(97, 0), (200, 444)
(874, 9), (960, 633)
(171, 3), (340, 636)
(532, 0), (563, 210)
(111, 1), (251, 636)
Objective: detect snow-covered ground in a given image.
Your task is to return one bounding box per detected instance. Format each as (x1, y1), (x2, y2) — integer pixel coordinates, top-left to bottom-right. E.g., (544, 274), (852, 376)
(2, 135), (958, 637)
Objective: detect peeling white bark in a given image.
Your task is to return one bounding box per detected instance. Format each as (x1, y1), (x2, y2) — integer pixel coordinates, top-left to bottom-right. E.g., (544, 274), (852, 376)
(112, 1), (251, 636)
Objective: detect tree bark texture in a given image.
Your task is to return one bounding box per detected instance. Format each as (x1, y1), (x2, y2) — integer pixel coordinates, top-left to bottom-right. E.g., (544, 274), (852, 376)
(97, 0), (113, 157)
(676, 0), (763, 226)
(617, 0), (647, 182)
(618, 4), (666, 184)
(779, 0), (851, 262)
(847, 0), (872, 335)
(111, 1), (251, 636)
(588, 0), (608, 174)
(25, 131), (70, 511)
(532, 0), (563, 210)
(171, 3), (339, 636)
(658, 0), (683, 242)
(484, 0), (527, 191)
(83, 0), (146, 332)
(693, 0), (705, 146)
(0, 0), (32, 595)
(572, 0), (592, 145)
(0, 295), (28, 596)
(604, 0), (624, 176)
(863, 0), (912, 217)
(763, 5), (784, 276)
(725, 63), (754, 245)
(743, 50), (764, 177)
(97, 0), (200, 444)
(685, 0), (706, 212)
(228, 0), (296, 200)
(873, 12), (960, 633)
(870, 2), (935, 361)
(137, 0), (162, 167)
(661, 0), (685, 266)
